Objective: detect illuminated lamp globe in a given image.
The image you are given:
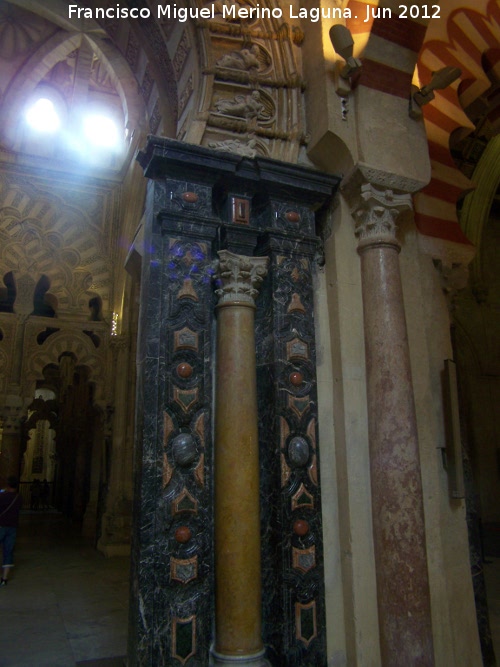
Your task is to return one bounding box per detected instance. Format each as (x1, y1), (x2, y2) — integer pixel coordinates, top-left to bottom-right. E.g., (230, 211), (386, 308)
(83, 114), (120, 149)
(25, 98), (60, 133)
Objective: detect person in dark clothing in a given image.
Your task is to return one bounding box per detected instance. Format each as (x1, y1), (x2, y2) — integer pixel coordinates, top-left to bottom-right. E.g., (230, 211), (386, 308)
(30, 478), (41, 510)
(40, 479), (50, 510)
(0, 476), (22, 585)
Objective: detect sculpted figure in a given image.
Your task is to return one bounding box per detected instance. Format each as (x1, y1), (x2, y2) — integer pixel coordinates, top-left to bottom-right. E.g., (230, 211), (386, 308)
(214, 90), (269, 120)
(208, 138), (257, 157)
(216, 45), (260, 71)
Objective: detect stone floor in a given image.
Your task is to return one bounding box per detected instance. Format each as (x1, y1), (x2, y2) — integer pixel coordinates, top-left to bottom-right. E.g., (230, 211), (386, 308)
(485, 557), (500, 664)
(0, 512), (129, 667)
(0, 512), (499, 666)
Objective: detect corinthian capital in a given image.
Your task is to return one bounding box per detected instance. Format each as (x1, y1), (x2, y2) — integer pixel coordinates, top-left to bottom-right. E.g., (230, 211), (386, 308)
(353, 184), (413, 243)
(214, 250), (269, 306)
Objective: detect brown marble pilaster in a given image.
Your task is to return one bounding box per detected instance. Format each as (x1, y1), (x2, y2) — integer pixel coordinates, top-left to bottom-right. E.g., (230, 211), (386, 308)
(351, 183), (434, 666)
(212, 250), (270, 667)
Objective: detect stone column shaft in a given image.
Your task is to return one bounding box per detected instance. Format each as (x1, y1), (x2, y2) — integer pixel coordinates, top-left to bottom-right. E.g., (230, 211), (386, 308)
(213, 251), (269, 666)
(354, 184), (434, 666)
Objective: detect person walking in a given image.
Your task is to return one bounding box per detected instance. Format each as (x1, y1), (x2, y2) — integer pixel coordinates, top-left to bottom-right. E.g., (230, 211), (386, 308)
(0, 476), (22, 586)
(30, 478), (40, 511)
(40, 479), (50, 510)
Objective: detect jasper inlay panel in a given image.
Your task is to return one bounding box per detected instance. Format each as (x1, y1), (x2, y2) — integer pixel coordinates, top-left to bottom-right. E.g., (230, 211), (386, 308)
(256, 196), (329, 664)
(172, 616), (197, 665)
(131, 137), (338, 666)
(131, 155), (218, 665)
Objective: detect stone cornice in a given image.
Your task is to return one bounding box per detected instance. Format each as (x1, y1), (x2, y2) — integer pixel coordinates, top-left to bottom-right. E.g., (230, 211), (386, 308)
(341, 163), (427, 200)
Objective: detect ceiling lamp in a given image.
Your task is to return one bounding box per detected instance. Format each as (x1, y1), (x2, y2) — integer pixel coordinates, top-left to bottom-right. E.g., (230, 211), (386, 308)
(25, 98), (60, 133)
(83, 114), (120, 149)
(410, 66), (462, 118)
(329, 24), (363, 96)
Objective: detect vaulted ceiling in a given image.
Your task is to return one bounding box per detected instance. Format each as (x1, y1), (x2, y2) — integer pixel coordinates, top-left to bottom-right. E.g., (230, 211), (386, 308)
(0, 0), (498, 328)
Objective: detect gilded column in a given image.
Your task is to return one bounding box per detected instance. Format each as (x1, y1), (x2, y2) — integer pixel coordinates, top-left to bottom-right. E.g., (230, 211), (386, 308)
(212, 250), (270, 667)
(350, 183), (434, 666)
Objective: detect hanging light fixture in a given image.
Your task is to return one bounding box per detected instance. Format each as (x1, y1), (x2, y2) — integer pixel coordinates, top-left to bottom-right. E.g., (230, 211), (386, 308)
(329, 24), (363, 96)
(409, 66), (462, 118)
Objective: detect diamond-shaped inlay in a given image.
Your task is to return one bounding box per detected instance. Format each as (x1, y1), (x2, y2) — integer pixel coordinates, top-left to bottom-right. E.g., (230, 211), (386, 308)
(287, 338), (309, 360)
(281, 451), (291, 488)
(172, 615), (196, 665)
(177, 277), (199, 301)
(295, 601), (317, 647)
(174, 387), (199, 413)
(163, 452), (174, 489)
(292, 546), (316, 573)
(171, 556), (198, 584)
(280, 417), (290, 450)
(287, 292), (306, 313)
(172, 488), (198, 515)
(306, 418), (316, 449)
(291, 483), (314, 511)
(308, 454), (318, 486)
(163, 412), (175, 446)
(194, 453), (205, 487)
(307, 418), (318, 485)
(194, 413), (205, 446)
(174, 327), (199, 352)
(163, 412), (174, 488)
(288, 394), (310, 419)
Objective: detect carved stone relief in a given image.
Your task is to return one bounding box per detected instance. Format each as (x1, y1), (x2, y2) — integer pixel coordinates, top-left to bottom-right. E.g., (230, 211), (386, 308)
(213, 89), (273, 122)
(207, 137), (259, 157)
(215, 44), (261, 71)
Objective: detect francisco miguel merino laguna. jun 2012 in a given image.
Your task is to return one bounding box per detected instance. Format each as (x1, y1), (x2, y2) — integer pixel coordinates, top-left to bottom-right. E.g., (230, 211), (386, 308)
(67, 2), (441, 23)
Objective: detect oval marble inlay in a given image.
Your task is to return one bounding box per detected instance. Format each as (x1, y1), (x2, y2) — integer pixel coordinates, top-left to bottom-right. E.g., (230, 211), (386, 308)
(288, 436), (310, 467)
(293, 519), (310, 536)
(175, 526), (192, 543)
(289, 371), (303, 386)
(286, 210), (300, 223)
(172, 433), (197, 466)
(177, 362), (193, 378)
(182, 191), (198, 203)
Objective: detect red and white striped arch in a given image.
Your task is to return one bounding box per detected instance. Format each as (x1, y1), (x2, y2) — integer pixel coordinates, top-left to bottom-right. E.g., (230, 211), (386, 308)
(415, 0), (500, 244)
(344, 0), (499, 246)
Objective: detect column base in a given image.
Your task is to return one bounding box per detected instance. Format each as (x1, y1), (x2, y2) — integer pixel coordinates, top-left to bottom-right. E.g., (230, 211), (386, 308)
(210, 647), (270, 666)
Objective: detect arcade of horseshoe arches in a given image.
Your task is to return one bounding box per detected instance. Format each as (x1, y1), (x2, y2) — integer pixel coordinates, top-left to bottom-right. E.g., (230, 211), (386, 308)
(0, 0), (499, 665)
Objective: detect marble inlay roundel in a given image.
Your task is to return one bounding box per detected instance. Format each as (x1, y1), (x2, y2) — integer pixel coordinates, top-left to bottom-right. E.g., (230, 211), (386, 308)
(286, 210), (301, 223)
(172, 433), (197, 466)
(293, 519), (310, 536)
(175, 526), (192, 543)
(182, 191), (198, 203)
(177, 362), (193, 378)
(289, 371), (303, 386)
(288, 436), (310, 467)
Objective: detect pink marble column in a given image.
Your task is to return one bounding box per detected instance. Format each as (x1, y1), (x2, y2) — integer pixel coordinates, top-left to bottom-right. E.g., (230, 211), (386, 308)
(352, 183), (434, 666)
(212, 250), (270, 667)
